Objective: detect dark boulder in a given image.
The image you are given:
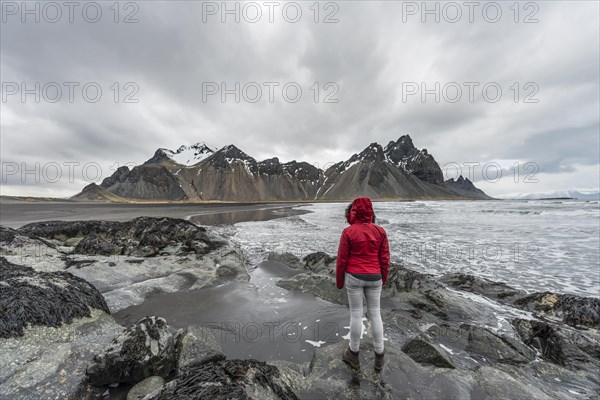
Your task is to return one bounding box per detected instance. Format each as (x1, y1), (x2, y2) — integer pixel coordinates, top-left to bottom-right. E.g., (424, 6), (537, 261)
(439, 273), (525, 301)
(267, 252), (303, 269)
(440, 274), (600, 330)
(0, 257), (109, 338)
(427, 324), (535, 365)
(154, 359), (299, 400)
(512, 318), (600, 371)
(127, 376), (165, 400)
(302, 251), (336, 274)
(401, 337), (455, 368)
(276, 273), (347, 305)
(513, 292), (600, 329)
(176, 326), (226, 370)
(19, 217), (226, 257)
(386, 263), (441, 293)
(0, 225), (56, 255)
(86, 316), (176, 386)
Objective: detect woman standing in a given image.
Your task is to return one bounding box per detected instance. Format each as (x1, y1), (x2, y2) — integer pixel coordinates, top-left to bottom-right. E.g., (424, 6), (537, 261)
(336, 197), (390, 372)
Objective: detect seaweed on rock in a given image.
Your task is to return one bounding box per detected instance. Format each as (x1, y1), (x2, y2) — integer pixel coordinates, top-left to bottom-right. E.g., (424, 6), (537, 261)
(157, 359), (299, 400)
(0, 256), (109, 338)
(18, 217), (226, 257)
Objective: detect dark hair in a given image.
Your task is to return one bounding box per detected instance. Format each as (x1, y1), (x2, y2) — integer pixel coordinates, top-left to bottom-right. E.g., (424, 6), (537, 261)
(345, 203), (352, 223)
(345, 201), (376, 223)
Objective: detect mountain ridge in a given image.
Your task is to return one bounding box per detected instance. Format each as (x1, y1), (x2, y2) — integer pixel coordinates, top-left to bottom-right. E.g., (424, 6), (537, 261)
(74, 135), (492, 202)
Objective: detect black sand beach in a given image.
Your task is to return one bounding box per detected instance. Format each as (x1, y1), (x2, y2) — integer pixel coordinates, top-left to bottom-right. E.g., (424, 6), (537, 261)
(0, 200), (309, 228)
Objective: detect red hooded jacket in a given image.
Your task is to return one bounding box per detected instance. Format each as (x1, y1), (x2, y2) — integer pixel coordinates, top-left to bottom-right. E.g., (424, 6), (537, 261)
(336, 197), (390, 289)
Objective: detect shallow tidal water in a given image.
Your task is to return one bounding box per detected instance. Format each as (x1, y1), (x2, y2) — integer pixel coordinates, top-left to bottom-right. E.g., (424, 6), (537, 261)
(226, 200), (600, 297)
(114, 261), (354, 363)
(109, 200), (598, 398)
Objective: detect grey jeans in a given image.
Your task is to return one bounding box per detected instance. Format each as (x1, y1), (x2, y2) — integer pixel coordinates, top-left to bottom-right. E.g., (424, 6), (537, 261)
(345, 272), (384, 354)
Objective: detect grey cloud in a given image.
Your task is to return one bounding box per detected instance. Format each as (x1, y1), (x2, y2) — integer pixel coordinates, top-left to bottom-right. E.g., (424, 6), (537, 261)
(1, 1), (598, 196)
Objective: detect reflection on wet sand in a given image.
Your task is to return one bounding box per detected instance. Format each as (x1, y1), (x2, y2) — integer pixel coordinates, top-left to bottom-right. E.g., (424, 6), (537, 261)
(189, 207), (309, 225)
(113, 261), (349, 363)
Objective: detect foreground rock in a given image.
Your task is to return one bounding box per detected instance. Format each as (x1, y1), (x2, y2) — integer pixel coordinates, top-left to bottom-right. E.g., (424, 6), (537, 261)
(0, 255), (123, 399)
(2, 217), (250, 312)
(272, 252), (600, 398)
(86, 316), (176, 386)
(277, 273), (348, 305)
(441, 273), (600, 329)
(401, 337), (455, 368)
(176, 326), (225, 369)
(18, 217), (226, 257)
(512, 318), (600, 375)
(0, 309), (123, 400)
(426, 324), (536, 367)
(514, 292), (600, 329)
(79, 318), (300, 400)
(0, 226), (56, 256)
(127, 376), (166, 400)
(155, 360), (299, 400)
(275, 340), (559, 400)
(0, 257), (109, 338)
(0, 218), (251, 399)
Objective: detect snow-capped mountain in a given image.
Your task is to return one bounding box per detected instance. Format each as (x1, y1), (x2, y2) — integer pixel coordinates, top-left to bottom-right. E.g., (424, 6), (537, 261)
(146, 142), (217, 166)
(316, 137), (459, 200)
(384, 136), (444, 185)
(77, 136), (491, 202)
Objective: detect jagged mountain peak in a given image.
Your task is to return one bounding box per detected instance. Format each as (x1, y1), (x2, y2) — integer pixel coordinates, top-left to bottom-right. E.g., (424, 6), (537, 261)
(191, 141), (216, 150)
(147, 142), (217, 166)
(447, 175), (472, 184)
(259, 157), (280, 165)
(78, 135), (491, 202)
(445, 175), (492, 199)
(384, 135), (418, 160)
(100, 165), (130, 188)
(357, 142), (385, 161)
(204, 144), (258, 175)
(333, 142), (385, 173)
(382, 135), (444, 185)
(214, 144), (253, 160)
(397, 134), (414, 145)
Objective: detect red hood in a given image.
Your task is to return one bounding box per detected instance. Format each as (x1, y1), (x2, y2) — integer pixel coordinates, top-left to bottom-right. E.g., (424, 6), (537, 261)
(349, 197), (374, 224)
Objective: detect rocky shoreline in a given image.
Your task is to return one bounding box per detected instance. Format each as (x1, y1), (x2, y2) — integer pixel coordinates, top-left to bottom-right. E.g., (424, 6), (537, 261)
(1, 217), (598, 399)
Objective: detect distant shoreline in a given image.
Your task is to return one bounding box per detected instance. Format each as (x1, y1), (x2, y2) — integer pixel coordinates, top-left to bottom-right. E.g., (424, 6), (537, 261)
(0, 194), (495, 204)
(0, 201), (311, 229)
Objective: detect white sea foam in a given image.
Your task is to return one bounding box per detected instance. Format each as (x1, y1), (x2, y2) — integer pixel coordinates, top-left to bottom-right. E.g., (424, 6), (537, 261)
(305, 340), (327, 348)
(228, 200), (599, 297)
(438, 344), (454, 354)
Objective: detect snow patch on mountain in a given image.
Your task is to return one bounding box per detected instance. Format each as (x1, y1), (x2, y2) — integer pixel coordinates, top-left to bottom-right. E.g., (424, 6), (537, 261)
(162, 142), (217, 166)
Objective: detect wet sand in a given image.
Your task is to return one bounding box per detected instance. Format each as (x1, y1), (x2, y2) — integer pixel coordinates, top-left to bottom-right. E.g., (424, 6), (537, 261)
(0, 200), (309, 228)
(113, 261), (350, 363)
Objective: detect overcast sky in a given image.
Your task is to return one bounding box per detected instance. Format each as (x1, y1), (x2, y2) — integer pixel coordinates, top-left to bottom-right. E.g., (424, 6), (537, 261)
(1, 1), (599, 198)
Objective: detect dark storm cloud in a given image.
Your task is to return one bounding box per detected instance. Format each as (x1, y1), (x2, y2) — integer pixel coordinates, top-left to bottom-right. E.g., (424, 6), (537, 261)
(1, 1), (598, 196)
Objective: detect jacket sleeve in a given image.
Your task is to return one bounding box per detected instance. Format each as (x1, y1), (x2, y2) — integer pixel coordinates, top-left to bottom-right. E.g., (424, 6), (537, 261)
(336, 230), (350, 289)
(379, 230), (390, 285)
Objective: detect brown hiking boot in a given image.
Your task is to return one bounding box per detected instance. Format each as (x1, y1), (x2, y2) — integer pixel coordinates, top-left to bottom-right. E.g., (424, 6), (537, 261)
(342, 347), (360, 369)
(374, 351), (385, 372)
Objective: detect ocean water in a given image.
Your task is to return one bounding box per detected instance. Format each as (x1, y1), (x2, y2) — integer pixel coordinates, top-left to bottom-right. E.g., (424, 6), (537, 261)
(220, 200), (600, 298)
